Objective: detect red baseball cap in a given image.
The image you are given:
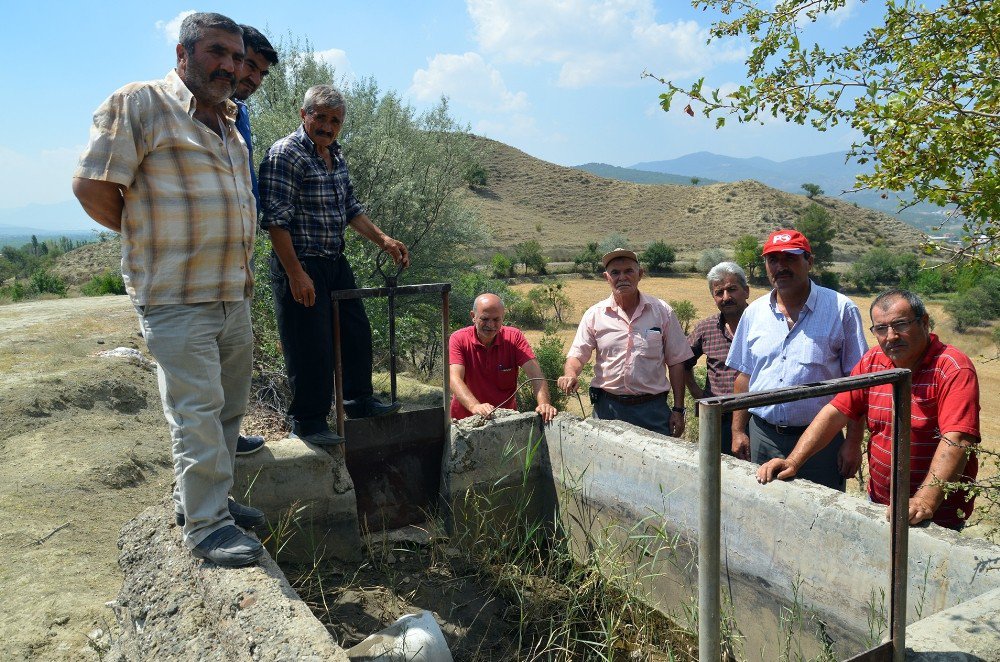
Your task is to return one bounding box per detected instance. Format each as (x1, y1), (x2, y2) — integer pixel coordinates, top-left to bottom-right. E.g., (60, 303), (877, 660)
(762, 229), (811, 255)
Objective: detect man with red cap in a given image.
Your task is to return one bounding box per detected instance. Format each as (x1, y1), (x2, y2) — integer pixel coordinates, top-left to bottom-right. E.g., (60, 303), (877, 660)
(726, 230), (868, 490)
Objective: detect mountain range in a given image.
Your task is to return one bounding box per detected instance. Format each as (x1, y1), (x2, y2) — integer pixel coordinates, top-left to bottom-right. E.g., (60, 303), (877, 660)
(622, 151), (953, 232)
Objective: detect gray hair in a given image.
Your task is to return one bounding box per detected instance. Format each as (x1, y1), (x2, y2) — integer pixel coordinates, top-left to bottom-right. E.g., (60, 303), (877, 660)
(178, 12), (242, 55)
(870, 288), (927, 321)
(706, 261), (748, 290)
(303, 85), (346, 115)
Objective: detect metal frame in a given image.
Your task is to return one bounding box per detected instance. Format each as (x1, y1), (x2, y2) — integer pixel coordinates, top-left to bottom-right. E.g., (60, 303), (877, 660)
(328, 283), (452, 437)
(697, 369), (912, 662)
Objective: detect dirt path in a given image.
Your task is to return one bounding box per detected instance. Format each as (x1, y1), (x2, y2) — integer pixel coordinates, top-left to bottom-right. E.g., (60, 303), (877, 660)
(0, 296), (173, 660)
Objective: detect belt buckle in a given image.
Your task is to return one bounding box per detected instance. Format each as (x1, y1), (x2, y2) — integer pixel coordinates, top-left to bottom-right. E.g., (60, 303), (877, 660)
(774, 423), (791, 434)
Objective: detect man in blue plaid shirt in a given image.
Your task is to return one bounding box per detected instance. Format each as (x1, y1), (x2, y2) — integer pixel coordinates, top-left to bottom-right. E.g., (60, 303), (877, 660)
(260, 84), (409, 448)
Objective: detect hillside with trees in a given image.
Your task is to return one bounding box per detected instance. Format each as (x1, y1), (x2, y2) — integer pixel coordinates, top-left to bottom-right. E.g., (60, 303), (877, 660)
(456, 136), (925, 260)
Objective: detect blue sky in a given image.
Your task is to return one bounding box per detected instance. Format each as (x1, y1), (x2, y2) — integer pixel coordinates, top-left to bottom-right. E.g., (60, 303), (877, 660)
(2, 0), (881, 214)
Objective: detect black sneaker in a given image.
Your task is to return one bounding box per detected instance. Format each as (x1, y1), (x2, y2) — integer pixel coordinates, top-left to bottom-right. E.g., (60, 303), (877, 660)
(191, 525), (263, 567)
(343, 396), (402, 419)
(176, 498), (266, 529)
(236, 434), (265, 456)
(289, 429), (345, 447)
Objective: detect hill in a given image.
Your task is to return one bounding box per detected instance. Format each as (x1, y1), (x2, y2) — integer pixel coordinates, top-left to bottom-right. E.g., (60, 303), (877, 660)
(630, 151), (949, 231)
(457, 137), (926, 260)
(572, 163), (717, 186)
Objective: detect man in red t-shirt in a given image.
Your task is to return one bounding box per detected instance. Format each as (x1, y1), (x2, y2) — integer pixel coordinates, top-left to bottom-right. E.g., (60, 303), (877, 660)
(449, 293), (557, 422)
(756, 289), (980, 529)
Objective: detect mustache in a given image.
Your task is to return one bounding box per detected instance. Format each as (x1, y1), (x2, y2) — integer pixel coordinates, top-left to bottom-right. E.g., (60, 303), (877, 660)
(211, 70), (236, 83)
(773, 270), (793, 278)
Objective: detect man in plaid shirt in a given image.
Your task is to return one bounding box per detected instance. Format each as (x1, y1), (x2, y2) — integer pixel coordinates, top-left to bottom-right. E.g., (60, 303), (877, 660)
(259, 85), (409, 449)
(685, 262), (751, 456)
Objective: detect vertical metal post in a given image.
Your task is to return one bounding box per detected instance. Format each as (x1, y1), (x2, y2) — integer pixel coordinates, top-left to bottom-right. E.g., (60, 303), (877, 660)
(698, 402), (722, 662)
(387, 276), (398, 404)
(889, 375), (911, 662)
(332, 301), (345, 438)
(441, 290), (451, 433)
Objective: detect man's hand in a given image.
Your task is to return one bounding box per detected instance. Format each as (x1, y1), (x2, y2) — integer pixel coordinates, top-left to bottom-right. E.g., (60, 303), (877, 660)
(470, 403), (496, 418)
(757, 458), (799, 484)
(557, 374), (579, 394)
(893, 496), (937, 526)
(669, 410), (685, 437)
(837, 438), (862, 478)
(289, 269), (316, 307)
(732, 430), (751, 460)
(382, 236), (410, 268)
(535, 403), (557, 423)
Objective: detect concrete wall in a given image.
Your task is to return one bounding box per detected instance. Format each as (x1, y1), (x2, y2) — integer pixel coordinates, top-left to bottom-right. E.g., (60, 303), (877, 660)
(445, 413), (1000, 660)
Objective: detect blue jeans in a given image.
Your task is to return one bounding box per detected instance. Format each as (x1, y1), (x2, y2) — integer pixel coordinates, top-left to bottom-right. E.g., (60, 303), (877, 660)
(137, 301), (253, 547)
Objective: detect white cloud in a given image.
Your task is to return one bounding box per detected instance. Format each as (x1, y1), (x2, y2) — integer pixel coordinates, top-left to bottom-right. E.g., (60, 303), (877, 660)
(315, 48), (356, 80)
(0, 145), (84, 209)
(410, 52), (529, 113)
(155, 10), (196, 44)
(466, 0), (745, 87)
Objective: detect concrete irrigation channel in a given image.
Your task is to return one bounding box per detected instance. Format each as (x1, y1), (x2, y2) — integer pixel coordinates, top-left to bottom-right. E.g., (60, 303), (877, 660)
(108, 409), (1000, 660)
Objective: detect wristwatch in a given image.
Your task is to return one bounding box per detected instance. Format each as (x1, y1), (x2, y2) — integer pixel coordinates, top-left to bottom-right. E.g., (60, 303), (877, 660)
(671, 406), (686, 414)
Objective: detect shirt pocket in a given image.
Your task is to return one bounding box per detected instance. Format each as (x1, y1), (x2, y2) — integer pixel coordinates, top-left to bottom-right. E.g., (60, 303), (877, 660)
(636, 329), (664, 361)
(803, 343), (834, 367)
(497, 364), (518, 391)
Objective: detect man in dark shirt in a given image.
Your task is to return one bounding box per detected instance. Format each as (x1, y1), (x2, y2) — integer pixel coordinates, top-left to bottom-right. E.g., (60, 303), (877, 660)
(259, 84), (408, 448)
(685, 261), (750, 455)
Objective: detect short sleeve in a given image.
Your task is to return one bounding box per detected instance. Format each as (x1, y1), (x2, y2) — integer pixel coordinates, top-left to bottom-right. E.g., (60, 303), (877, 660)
(840, 303), (869, 375)
(937, 366), (981, 440)
(448, 329), (467, 366)
(75, 91), (144, 187)
(567, 308), (597, 363)
(830, 359), (866, 422)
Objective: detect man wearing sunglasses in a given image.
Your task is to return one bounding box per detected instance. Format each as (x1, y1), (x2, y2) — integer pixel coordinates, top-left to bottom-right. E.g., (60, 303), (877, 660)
(757, 289), (980, 529)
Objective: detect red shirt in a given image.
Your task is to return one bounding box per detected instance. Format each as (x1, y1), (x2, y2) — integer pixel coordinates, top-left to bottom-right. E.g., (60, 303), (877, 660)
(449, 325), (536, 419)
(831, 335), (980, 528)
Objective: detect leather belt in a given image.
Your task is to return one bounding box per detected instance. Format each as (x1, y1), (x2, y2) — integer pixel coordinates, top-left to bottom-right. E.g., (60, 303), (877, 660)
(752, 414), (807, 436)
(595, 388), (666, 406)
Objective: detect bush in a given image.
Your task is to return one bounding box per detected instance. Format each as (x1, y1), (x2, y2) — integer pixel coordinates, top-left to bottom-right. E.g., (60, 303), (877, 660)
(0, 280), (29, 302)
(912, 268), (946, 295)
(527, 282), (573, 325)
(796, 204), (835, 268)
(30, 270), (67, 297)
(642, 241), (676, 273)
(514, 240), (547, 275)
(815, 270), (842, 292)
(521, 332), (568, 412)
(573, 242), (603, 274)
(464, 163), (488, 188)
(733, 234), (763, 281)
(490, 253), (513, 279)
(696, 248), (726, 274)
(82, 270), (126, 296)
(669, 299), (697, 334)
(598, 232), (630, 256)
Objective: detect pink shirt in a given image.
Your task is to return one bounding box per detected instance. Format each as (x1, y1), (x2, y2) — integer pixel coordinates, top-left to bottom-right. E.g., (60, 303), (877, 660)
(567, 293), (693, 395)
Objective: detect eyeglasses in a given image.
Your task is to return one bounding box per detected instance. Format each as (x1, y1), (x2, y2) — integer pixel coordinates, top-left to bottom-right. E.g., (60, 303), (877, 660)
(869, 318), (917, 337)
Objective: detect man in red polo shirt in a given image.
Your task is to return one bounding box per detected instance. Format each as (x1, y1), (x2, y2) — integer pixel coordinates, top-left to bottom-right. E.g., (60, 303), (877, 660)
(449, 293), (557, 422)
(757, 289), (980, 529)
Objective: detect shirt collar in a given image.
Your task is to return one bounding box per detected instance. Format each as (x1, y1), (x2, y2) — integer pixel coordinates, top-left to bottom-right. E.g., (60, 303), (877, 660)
(768, 279), (816, 312)
(604, 291), (649, 316)
(916, 333), (946, 369)
(166, 69), (238, 121)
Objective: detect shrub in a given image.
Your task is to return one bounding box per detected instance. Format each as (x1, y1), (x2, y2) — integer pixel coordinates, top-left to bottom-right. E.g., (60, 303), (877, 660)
(696, 248), (726, 274)
(801, 183), (823, 198)
(514, 240), (547, 275)
(30, 270), (67, 297)
(490, 253), (514, 279)
(521, 332), (568, 412)
(464, 163), (488, 188)
(815, 270), (842, 292)
(669, 299), (697, 334)
(0, 280), (29, 302)
(573, 242), (603, 274)
(733, 235), (763, 281)
(642, 241), (676, 273)
(911, 268), (946, 295)
(82, 270), (126, 296)
(598, 232), (630, 256)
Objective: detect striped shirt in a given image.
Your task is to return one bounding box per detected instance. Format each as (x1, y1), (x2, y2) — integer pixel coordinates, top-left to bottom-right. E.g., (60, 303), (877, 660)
(686, 313), (739, 397)
(75, 70), (257, 305)
(258, 125), (365, 259)
(727, 281), (868, 426)
(831, 335), (980, 528)
(567, 293), (693, 395)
